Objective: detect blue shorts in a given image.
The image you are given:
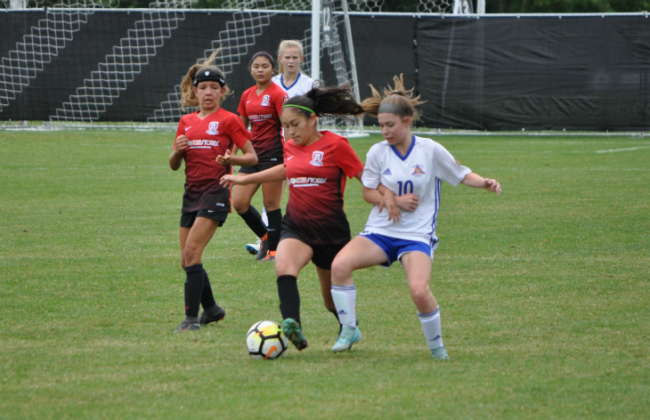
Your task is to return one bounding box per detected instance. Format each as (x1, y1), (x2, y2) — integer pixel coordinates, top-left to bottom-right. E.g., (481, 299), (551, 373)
(359, 233), (433, 267)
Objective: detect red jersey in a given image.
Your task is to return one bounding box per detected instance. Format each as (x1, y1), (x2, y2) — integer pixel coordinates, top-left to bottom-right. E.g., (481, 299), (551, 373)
(174, 108), (251, 212)
(237, 83), (288, 164)
(283, 131), (364, 245)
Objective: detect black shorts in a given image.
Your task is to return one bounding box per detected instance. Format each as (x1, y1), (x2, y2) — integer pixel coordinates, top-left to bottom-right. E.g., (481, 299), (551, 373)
(180, 210), (228, 228)
(280, 229), (349, 270)
(238, 160), (283, 174)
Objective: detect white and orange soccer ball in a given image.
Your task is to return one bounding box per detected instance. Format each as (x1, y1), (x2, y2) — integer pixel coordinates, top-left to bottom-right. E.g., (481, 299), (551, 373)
(246, 320), (289, 360)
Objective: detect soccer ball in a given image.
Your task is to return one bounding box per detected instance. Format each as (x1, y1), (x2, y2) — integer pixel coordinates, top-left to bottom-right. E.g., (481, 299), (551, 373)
(246, 320), (289, 360)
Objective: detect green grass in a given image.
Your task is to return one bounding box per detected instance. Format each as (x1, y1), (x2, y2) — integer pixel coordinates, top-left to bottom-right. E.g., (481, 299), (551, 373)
(1, 131), (648, 419)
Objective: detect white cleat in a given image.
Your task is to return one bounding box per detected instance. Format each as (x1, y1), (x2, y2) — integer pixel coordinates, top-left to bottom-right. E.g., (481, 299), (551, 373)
(332, 325), (362, 352)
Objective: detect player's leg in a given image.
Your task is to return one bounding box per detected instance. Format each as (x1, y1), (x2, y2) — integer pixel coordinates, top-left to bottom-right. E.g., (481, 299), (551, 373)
(232, 182), (268, 259)
(259, 179), (284, 261)
(274, 237), (313, 350)
(330, 236), (387, 352)
(176, 217), (220, 332)
(401, 251), (448, 360)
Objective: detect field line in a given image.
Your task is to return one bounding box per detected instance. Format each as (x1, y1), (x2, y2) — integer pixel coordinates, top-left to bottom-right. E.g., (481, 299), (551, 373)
(596, 146), (650, 153)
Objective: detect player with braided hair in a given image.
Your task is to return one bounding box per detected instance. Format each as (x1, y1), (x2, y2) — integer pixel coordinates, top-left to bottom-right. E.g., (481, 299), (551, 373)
(329, 75), (501, 358)
(170, 50), (257, 332)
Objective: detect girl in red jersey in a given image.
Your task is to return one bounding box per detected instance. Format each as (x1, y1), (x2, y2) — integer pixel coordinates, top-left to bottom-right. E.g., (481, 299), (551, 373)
(234, 51), (289, 262)
(170, 51), (257, 332)
(222, 86), (387, 351)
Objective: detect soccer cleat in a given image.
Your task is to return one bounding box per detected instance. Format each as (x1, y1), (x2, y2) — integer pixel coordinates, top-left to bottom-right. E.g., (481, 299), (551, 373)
(246, 238), (261, 255)
(282, 318), (308, 351)
(174, 320), (200, 332)
(199, 305), (226, 326)
(255, 240), (269, 260)
(332, 325), (362, 352)
(258, 250), (275, 262)
(431, 346), (449, 360)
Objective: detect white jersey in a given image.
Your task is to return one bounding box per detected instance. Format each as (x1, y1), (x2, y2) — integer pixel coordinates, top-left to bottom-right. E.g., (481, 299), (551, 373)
(272, 73), (315, 98)
(361, 135), (471, 247)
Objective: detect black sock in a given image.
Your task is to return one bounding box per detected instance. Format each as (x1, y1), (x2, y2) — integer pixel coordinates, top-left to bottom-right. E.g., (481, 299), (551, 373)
(266, 208), (282, 252)
(238, 205), (267, 239)
(277, 275), (300, 325)
(201, 269), (217, 310)
(184, 263), (204, 319)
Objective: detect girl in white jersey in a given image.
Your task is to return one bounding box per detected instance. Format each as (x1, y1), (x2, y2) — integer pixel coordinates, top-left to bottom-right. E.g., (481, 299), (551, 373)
(329, 75), (501, 359)
(272, 40), (316, 97)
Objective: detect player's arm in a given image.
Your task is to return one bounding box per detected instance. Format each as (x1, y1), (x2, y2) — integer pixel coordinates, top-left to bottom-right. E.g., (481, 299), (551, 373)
(169, 134), (188, 171)
(232, 116), (251, 155)
(220, 164), (286, 187)
(216, 140), (257, 167)
(461, 172), (501, 195)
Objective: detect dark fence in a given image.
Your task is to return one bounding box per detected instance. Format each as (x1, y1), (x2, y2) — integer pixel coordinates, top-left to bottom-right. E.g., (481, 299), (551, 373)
(1, 10), (649, 130)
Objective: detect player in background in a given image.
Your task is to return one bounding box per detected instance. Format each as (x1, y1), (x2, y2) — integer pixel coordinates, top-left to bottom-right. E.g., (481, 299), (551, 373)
(235, 51), (289, 262)
(222, 86), (385, 351)
(329, 75), (501, 359)
(170, 50), (257, 332)
(245, 40), (316, 256)
(273, 39), (316, 97)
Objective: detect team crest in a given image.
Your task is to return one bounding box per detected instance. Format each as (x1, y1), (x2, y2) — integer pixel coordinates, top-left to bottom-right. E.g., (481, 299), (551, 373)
(310, 151), (324, 167)
(207, 121), (219, 135)
(412, 164), (426, 176)
(261, 95), (271, 107)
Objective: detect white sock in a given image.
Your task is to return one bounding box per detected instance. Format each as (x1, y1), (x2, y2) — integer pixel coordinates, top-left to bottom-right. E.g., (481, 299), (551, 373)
(419, 308), (443, 350)
(262, 207), (268, 227)
(331, 285), (357, 327)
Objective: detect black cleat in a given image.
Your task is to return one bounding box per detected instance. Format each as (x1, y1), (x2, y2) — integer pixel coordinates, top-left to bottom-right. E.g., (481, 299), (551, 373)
(255, 240), (269, 261)
(174, 320), (200, 332)
(199, 305), (226, 326)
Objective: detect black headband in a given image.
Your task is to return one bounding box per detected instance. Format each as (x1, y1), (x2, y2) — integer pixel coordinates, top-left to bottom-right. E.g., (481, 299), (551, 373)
(378, 102), (407, 115)
(194, 69), (226, 87)
(250, 51), (275, 68)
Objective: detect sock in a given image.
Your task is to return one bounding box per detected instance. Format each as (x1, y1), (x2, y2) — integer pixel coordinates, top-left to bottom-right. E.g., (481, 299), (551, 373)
(266, 209), (282, 252)
(184, 263), (204, 319)
(331, 285), (357, 327)
(200, 269), (217, 310)
(277, 275), (300, 325)
(238, 205), (268, 239)
(419, 307), (443, 351)
(262, 206), (268, 226)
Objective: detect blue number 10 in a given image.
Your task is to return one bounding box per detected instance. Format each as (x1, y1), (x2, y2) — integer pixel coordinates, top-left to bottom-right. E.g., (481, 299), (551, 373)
(397, 180), (414, 196)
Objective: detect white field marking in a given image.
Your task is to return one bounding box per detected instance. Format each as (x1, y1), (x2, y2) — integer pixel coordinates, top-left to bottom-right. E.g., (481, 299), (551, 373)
(596, 146), (650, 153)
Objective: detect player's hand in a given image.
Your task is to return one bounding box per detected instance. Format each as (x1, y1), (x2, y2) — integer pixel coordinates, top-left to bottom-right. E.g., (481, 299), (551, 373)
(216, 149), (232, 166)
(395, 193), (419, 212)
(220, 174), (246, 187)
(484, 178), (501, 195)
(378, 189), (402, 223)
(174, 135), (189, 156)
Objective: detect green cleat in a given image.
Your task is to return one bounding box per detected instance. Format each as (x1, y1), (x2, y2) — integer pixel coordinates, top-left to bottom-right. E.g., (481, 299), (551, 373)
(332, 325), (362, 352)
(431, 346), (449, 360)
(282, 318), (308, 351)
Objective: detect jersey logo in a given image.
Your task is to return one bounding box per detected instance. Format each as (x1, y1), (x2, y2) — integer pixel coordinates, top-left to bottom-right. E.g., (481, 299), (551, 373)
(412, 164), (426, 176)
(382, 168), (392, 176)
(207, 122), (219, 135)
(261, 95), (270, 107)
(184, 126), (192, 132)
(310, 151), (324, 167)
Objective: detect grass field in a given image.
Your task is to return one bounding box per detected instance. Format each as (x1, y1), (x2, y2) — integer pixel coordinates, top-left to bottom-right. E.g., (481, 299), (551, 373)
(1, 131), (648, 419)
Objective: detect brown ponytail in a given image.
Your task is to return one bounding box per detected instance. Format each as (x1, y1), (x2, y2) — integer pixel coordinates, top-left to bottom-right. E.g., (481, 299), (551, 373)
(360, 74), (424, 121)
(179, 48), (232, 108)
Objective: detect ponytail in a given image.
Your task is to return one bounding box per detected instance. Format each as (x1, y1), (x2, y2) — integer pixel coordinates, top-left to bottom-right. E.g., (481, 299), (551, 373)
(180, 48), (232, 108)
(360, 74), (424, 121)
(283, 85), (365, 119)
